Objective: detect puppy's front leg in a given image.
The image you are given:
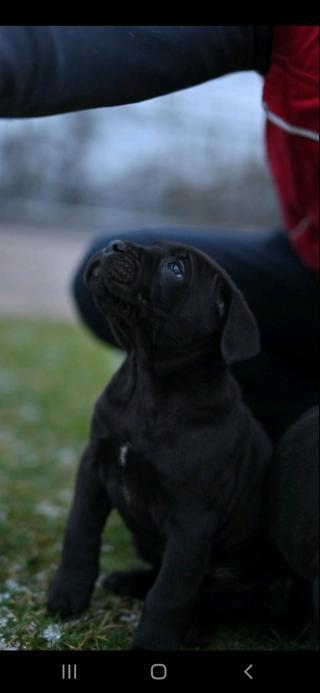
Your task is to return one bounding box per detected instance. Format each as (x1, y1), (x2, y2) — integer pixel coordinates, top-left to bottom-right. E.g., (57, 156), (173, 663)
(47, 444), (111, 617)
(132, 513), (215, 650)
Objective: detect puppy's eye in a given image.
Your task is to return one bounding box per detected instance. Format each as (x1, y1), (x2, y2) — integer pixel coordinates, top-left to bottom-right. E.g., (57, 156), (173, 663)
(217, 296), (225, 318)
(168, 261), (183, 277)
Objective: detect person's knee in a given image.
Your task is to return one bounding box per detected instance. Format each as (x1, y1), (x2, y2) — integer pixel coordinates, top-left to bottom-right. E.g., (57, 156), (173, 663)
(72, 253), (87, 309)
(71, 240), (95, 318)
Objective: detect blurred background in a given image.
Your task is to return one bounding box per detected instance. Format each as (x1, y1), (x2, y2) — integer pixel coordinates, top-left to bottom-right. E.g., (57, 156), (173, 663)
(0, 71), (282, 321)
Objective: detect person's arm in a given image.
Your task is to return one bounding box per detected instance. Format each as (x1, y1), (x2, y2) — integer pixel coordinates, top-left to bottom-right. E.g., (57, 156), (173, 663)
(0, 26), (271, 118)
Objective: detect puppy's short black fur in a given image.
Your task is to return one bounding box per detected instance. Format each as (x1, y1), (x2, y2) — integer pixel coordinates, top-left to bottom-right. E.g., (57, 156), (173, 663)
(47, 240), (273, 649)
(268, 406), (319, 626)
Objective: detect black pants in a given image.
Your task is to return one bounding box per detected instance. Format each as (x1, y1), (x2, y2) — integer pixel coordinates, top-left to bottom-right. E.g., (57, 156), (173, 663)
(72, 227), (318, 440)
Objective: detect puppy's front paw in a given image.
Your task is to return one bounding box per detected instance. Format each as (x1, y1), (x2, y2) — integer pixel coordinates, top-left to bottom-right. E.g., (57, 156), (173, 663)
(47, 568), (94, 618)
(131, 634), (179, 650)
(132, 619), (180, 650)
(182, 622), (212, 648)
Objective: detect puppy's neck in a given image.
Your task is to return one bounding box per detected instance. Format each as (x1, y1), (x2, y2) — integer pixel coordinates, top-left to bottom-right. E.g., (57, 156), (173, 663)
(130, 324), (226, 379)
(153, 347), (226, 378)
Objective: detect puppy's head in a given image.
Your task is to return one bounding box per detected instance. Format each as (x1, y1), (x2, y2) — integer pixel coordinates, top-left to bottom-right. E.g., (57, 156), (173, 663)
(85, 239), (260, 367)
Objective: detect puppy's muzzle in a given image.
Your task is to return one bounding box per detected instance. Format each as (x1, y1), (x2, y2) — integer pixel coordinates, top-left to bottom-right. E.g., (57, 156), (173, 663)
(84, 240), (168, 323)
(84, 240), (140, 292)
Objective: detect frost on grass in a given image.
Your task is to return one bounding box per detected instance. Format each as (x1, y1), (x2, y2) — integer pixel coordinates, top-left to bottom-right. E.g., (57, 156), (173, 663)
(0, 369), (18, 394)
(58, 489), (73, 504)
(4, 578), (25, 594)
(101, 543), (114, 555)
(42, 624), (62, 646)
(17, 402), (42, 423)
(56, 447), (78, 467)
(0, 605), (17, 629)
(0, 429), (37, 463)
(36, 501), (64, 519)
(0, 602), (20, 651)
(119, 612), (140, 625)
(0, 592), (11, 603)
(0, 638), (19, 650)
(0, 579), (27, 604)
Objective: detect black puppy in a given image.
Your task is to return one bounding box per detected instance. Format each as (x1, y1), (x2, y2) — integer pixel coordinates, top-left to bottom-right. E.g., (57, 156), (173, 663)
(268, 406), (319, 626)
(48, 239), (273, 650)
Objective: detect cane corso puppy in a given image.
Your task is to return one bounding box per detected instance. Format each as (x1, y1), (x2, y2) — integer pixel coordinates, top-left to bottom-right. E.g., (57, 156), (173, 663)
(268, 405), (319, 626)
(47, 239), (273, 649)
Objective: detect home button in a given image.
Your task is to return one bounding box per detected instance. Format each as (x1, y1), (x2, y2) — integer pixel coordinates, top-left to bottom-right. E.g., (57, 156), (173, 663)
(151, 663), (167, 680)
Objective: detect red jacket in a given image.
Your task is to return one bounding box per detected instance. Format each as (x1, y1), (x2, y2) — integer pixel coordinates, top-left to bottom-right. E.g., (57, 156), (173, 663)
(263, 26), (319, 272)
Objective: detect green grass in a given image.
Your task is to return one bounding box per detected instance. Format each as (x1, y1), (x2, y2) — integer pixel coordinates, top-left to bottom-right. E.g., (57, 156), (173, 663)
(0, 316), (318, 651)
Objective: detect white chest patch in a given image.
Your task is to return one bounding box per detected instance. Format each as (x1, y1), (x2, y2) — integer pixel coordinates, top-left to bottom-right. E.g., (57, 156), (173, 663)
(118, 443), (132, 504)
(119, 444), (129, 467)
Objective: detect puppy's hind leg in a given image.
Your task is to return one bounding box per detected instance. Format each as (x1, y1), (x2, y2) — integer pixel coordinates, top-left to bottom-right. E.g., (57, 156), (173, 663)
(103, 568), (158, 599)
(103, 532), (161, 599)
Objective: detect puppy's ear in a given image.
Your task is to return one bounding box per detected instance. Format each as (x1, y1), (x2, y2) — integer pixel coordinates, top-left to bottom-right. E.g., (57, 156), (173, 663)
(213, 273), (260, 365)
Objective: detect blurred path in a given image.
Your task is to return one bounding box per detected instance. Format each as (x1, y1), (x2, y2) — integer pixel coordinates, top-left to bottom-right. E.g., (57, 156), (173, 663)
(0, 218), (258, 321)
(0, 223), (90, 321)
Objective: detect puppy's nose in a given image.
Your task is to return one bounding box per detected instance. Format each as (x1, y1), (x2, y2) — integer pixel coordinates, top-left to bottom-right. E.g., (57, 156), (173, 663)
(107, 239), (127, 253)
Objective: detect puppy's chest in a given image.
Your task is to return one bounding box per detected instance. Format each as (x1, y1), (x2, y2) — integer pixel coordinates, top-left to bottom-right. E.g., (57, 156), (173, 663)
(98, 437), (164, 528)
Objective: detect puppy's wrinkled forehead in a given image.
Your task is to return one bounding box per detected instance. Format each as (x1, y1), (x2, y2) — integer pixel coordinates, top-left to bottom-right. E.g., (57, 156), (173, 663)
(150, 240), (217, 274)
